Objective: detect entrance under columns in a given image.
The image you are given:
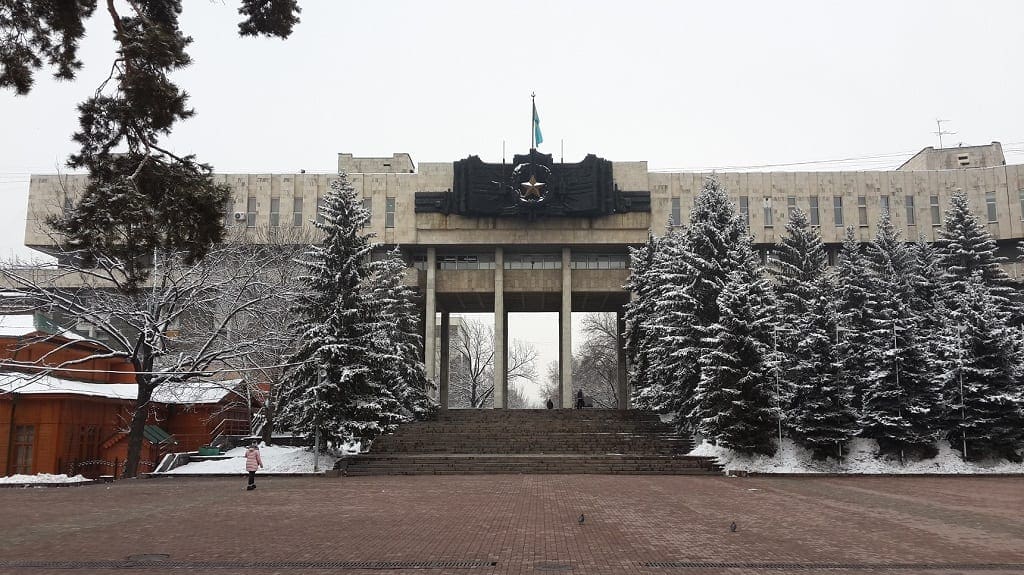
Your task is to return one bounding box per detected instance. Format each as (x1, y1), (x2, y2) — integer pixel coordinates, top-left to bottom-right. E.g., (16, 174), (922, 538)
(432, 296), (631, 410)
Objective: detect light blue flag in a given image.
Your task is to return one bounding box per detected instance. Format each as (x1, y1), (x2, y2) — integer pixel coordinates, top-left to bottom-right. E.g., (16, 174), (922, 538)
(532, 101), (543, 147)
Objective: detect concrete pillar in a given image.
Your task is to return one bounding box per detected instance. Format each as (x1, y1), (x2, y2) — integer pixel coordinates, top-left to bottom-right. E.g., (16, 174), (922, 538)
(439, 311), (450, 410)
(560, 247), (573, 409)
(424, 248), (436, 387)
(616, 310), (628, 410)
(493, 247), (506, 409)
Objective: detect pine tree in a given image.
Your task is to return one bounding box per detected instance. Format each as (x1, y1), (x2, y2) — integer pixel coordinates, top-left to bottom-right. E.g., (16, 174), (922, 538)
(363, 247), (434, 419)
(693, 235), (778, 455)
(937, 275), (1024, 462)
(644, 225), (698, 421)
(624, 233), (668, 411)
(6, 2), (301, 289)
(770, 207), (830, 420)
(662, 176), (746, 430)
(787, 274), (857, 459)
(279, 173), (395, 447)
(834, 227), (874, 415)
(859, 213), (941, 458)
(937, 190), (1016, 315)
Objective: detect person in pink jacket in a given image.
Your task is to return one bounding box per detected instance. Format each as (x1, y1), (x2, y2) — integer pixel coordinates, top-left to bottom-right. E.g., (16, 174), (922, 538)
(244, 441), (263, 491)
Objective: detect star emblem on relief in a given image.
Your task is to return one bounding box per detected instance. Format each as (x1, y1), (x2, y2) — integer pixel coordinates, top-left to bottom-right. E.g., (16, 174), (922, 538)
(520, 175), (546, 200)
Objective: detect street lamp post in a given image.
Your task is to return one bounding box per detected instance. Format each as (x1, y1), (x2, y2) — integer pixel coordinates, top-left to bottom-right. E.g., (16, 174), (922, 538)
(773, 326), (784, 448)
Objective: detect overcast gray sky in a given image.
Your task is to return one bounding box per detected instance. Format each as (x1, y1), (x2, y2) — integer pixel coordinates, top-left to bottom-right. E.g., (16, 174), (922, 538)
(2, 0), (1023, 404)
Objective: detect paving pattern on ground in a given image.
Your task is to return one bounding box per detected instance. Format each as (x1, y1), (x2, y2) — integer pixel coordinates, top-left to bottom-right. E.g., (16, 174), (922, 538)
(1, 475), (1021, 575)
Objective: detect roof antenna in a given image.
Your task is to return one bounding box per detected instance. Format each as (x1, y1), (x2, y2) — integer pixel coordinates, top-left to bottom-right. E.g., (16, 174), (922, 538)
(934, 119), (956, 149)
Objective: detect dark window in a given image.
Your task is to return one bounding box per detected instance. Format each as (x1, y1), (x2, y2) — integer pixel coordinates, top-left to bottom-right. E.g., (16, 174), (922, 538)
(880, 195), (891, 217)
(905, 195), (916, 226)
(293, 197), (303, 227)
(930, 195), (940, 226)
(270, 198), (280, 228)
(739, 196), (750, 227)
(809, 196), (820, 226)
(786, 196), (797, 219)
(362, 198), (372, 227)
(316, 197), (325, 225)
(246, 196), (257, 228)
(986, 191), (997, 223)
(763, 197), (773, 227)
(385, 197), (396, 228)
(857, 196), (867, 227)
(670, 198), (681, 226)
(833, 196), (843, 226)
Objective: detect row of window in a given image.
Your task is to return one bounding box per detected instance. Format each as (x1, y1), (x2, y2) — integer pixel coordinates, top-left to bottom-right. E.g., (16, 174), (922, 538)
(412, 254), (629, 270)
(232, 197), (396, 229)
(670, 192), (1008, 228)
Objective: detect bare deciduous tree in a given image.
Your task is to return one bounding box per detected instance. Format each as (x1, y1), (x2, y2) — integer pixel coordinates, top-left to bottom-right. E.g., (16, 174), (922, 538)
(0, 237), (298, 477)
(537, 313), (620, 408)
(448, 317), (537, 408)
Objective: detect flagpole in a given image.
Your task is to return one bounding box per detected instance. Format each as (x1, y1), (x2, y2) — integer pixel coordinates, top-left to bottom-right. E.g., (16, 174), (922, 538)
(530, 92), (536, 149)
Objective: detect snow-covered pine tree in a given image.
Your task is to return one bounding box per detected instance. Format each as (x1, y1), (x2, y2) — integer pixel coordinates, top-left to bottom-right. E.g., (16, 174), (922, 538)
(834, 226), (874, 415)
(937, 190), (1017, 316)
(769, 207), (829, 418)
(363, 246), (435, 421)
(786, 274), (858, 459)
(279, 173), (393, 447)
(644, 225), (696, 421)
(936, 274), (1024, 462)
(859, 213), (942, 459)
(665, 176), (746, 430)
(623, 232), (669, 411)
(693, 234), (778, 455)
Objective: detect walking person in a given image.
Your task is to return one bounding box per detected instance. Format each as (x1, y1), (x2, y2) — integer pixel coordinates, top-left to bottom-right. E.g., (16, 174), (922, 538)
(245, 440), (263, 491)
(575, 389), (585, 410)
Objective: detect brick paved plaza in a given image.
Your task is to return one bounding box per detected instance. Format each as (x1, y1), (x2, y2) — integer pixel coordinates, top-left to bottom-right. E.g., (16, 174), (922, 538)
(1, 475), (1022, 575)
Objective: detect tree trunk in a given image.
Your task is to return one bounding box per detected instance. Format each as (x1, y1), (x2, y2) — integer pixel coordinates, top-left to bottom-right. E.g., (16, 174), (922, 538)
(122, 378), (153, 478)
(261, 393), (275, 445)
(123, 351), (155, 479)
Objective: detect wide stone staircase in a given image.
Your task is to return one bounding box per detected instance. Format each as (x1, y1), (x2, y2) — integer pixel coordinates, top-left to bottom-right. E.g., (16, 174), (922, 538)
(338, 409), (722, 476)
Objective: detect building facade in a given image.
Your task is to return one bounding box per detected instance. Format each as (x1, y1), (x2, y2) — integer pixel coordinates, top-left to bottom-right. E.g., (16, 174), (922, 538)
(23, 142), (1024, 410)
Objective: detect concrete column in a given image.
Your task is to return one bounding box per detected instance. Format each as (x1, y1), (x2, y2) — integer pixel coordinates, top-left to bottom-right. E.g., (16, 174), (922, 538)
(424, 248), (436, 387)
(439, 311), (450, 410)
(616, 310), (628, 410)
(560, 247), (573, 409)
(493, 247), (506, 409)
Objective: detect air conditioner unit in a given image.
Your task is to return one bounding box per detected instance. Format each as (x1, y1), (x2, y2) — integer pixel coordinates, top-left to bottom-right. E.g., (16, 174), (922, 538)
(233, 212), (246, 222)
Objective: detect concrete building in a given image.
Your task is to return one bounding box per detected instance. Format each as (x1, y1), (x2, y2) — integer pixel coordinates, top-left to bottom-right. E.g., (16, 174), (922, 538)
(22, 142), (1024, 409)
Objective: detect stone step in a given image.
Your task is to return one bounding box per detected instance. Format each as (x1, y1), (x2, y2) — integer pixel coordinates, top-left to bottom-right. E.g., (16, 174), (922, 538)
(342, 409), (719, 476)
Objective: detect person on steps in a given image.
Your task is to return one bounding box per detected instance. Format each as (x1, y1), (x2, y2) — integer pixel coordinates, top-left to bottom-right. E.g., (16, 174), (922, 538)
(245, 440), (263, 490)
(575, 389), (585, 410)
(545, 398), (554, 409)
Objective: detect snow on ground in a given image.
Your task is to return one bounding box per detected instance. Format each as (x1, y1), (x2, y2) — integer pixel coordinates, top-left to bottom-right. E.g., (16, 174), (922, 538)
(0, 473), (91, 484)
(690, 438), (1024, 474)
(163, 444), (345, 475)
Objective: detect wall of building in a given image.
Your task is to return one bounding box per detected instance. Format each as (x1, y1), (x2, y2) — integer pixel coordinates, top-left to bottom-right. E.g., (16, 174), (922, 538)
(898, 142), (1005, 171)
(0, 395), (135, 477)
(1, 336), (137, 384)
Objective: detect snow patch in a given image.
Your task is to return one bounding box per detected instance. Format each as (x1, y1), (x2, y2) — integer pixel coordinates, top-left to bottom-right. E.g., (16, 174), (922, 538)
(163, 444), (342, 475)
(690, 438), (1024, 474)
(0, 473), (91, 484)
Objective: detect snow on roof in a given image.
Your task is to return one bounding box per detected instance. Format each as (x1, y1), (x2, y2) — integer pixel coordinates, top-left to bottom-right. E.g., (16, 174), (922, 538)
(0, 315), (37, 337)
(0, 372), (243, 405)
(151, 379), (243, 405)
(0, 372), (137, 400)
(0, 314), (87, 341)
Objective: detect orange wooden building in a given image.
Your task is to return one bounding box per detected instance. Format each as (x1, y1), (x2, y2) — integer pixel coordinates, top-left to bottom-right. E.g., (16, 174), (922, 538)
(0, 315), (250, 478)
